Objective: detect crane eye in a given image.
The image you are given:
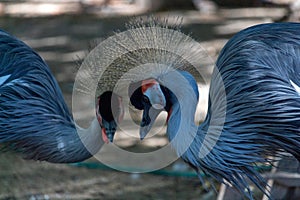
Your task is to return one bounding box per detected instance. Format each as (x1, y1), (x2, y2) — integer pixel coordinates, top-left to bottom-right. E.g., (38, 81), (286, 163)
(143, 95), (150, 104)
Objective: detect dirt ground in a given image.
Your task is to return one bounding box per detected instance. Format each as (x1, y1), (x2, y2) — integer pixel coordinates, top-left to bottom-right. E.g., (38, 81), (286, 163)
(0, 6), (293, 200)
(0, 152), (212, 199)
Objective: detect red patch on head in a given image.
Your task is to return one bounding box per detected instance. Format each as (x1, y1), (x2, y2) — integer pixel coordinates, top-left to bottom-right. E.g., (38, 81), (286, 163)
(96, 96), (108, 143)
(141, 79), (158, 93)
(101, 128), (109, 144)
(166, 108), (173, 123)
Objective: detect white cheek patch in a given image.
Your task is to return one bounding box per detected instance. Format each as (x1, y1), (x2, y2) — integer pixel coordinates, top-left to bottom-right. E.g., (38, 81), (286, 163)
(0, 74), (11, 86)
(144, 83), (166, 110)
(290, 79), (300, 95)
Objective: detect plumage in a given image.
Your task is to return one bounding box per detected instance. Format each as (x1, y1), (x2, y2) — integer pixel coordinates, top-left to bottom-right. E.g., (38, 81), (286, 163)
(1, 17), (300, 199)
(0, 30), (123, 163)
(130, 22), (300, 199)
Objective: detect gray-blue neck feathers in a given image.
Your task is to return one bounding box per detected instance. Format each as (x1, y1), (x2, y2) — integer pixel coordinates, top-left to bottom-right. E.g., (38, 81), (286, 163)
(0, 30), (102, 163)
(162, 22), (300, 200)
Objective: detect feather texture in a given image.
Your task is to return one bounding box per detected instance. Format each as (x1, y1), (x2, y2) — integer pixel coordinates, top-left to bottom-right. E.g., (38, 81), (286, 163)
(0, 30), (102, 163)
(161, 23), (300, 199)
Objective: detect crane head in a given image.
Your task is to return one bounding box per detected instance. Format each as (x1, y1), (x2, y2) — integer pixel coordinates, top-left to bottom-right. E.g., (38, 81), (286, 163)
(129, 79), (166, 140)
(96, 91), (124, 143)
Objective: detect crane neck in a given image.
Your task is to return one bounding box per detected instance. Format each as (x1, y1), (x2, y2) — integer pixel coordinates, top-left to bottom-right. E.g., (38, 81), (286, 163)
(162, 71), (200, 156)
(32, 117), (103, 163)
(75, 118), (103, 156)
(166, 95), (199, 156)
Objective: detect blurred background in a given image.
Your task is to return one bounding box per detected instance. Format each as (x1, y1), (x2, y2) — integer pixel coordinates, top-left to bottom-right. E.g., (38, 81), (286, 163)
(0, 0), (299, 199)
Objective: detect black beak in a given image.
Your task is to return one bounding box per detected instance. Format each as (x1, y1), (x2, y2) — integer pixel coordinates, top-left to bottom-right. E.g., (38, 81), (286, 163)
(141, 103), (151, 127)
(97, 91), (124, 143)
(129, 81), (166, 140)
(102, 119), (117, 143)
(140, 104), (163, 140)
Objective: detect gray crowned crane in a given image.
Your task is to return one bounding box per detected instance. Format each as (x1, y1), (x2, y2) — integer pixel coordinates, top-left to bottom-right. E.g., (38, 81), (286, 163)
(129, 22), (300, 199)
(0, 30), (124, 163)
(1, 18), (300, 199)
